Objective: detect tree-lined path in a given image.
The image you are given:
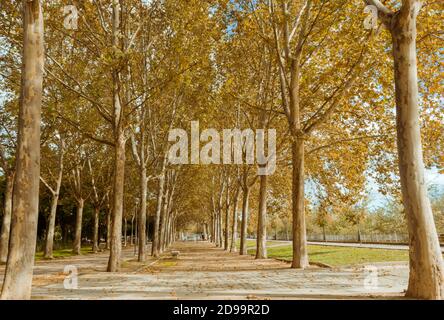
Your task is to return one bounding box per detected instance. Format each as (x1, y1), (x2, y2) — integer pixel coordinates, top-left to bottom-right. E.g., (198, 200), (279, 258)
(0, 241), (409, 300)
(1, 0), (443, 300)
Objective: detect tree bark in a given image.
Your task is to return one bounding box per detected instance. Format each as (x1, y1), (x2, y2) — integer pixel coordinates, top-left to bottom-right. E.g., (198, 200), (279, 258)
(210, 212), (214, 243)
(230, 186), (240, 252)
(152, 173), (165, 257)
(218, 207), (223, 247)
(138, 169), (147, 261)
(44, 143), (63, 259)
(214, 211), (219, 246)
(123, 217), (127, 247)
(107, 0), (125, 272)
(224, 189), (230, 250)
(107, 132), (125, 271)
(44, 192), (59, 259)
(73, 198), (84, 255)
(106, 205), (111, 250)
(203, 223), (208, 241)
(239, 188), (250, 255)
(0, 172), (14, 264)
(390, 3), (444, 299)
(256, 174), (268, 259)
(1, 0), (43, 299)
(291, 138), (309, 268)
(92, 206), (100, 253)
(159, 187), (169, 253)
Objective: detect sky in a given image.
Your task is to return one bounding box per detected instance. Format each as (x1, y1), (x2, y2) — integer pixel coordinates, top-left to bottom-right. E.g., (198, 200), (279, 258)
(367, 167), (444, 210)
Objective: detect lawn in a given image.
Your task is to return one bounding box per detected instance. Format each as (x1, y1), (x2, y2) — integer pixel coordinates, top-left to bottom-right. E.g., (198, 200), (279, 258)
(35, 247), (93, 261)
(240, 240), (410, 266)
(235, 239), (278, 248)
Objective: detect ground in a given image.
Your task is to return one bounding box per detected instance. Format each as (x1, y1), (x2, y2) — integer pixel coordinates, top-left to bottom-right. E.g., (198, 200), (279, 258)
(0, 241), (411, 299)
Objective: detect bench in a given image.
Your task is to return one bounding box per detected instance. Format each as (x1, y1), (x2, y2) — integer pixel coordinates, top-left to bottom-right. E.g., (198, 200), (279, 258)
(171, 251), (180, 259)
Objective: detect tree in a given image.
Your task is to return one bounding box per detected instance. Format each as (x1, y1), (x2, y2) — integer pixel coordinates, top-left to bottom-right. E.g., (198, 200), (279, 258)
(1, 0), (44, 300)
(0, 144), (15, 264)
(69, 153), (87, 256)
(364, 0), (444, 299)
(40, 134), (64, 259)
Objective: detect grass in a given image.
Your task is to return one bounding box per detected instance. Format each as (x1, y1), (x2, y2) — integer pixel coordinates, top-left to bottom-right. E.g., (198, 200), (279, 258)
(239, 240), (410, 266)
(35, 247), (93, 261)
(235, 239), (277, 248)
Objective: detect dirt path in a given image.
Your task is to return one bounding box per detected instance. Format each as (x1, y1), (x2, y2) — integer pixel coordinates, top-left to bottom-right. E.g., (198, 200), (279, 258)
(0, 241), (409, 300)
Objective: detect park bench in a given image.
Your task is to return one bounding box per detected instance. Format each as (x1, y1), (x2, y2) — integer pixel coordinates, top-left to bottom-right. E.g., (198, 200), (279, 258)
(171, 251), (180, 259)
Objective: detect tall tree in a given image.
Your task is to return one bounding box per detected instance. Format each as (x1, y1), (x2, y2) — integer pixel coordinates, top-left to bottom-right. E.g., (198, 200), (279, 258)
(364, 0), (444, 300)
(1, 0), (44, 300)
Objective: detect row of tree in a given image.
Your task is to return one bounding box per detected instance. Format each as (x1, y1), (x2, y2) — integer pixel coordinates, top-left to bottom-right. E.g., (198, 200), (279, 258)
(0, 0), (443, 300)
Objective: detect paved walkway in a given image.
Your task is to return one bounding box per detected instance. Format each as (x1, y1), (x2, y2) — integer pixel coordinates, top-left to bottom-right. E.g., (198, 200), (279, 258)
(0, 241), (410, 300)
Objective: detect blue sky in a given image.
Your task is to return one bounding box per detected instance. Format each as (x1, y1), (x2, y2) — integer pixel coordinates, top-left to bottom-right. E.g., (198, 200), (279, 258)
(367, 167), (444, 210)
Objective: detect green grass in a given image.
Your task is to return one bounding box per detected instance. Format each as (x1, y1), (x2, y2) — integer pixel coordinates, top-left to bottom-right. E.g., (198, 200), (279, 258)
(235, 239), (277, 248)
(240, 240), (411, 266)
(35, 247), (93, 261)
(235, 239), (256, 248)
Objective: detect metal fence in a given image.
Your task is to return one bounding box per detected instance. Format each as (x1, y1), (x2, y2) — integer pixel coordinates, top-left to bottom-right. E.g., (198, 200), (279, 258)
(307, 233), (409, 244)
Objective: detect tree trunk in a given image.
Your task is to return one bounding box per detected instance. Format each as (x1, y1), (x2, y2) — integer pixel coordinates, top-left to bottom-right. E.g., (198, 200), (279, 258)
(218, 208), (223, 247)
(44, 192), (59, 259)
(1, 0), (44, 300)
(215, 211), (221, 247)
(92, 207), (100, 253)
(152, 173), (165, 257)
(123, 218), (128, 247)
(391, 5), (444, 299)
(73, 198), (84, 255)
(239, 188), (250, 255)
(138, 169), (147, 261)
(159, 187), (169, 253)
(256, 174), (267, 259)
(230, 187), (240, 252)
(107, 0), (125, 272)
(131, 215), (134, 245)
(203, 223), (208, 241)
(0, 172), (14, 264)
(291, 138), (309, 268)
(107, 132), (125, 272)
(106, 206), (111, 250)
(224, 195), (230, 251)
